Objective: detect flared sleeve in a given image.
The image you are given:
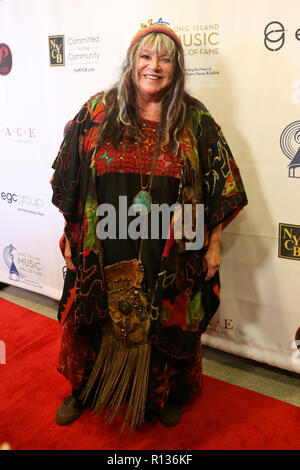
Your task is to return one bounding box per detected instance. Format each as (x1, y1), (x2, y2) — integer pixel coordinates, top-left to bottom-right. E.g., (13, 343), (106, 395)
(197, 107), (248, 230)
(50, 93), (104, 269)
(51, 101), (92, 223)
(50, 93), (108, 327)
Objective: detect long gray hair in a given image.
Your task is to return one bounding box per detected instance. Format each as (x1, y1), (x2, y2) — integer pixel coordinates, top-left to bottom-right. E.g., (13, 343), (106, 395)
(98, 32), (187, 150)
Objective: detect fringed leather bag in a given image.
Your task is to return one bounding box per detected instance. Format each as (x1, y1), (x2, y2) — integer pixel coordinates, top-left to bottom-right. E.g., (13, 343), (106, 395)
(80, 258), (151, 432)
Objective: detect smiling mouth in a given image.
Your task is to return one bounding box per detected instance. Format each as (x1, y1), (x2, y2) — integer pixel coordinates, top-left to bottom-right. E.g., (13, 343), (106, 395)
(143, 74), (161, 80)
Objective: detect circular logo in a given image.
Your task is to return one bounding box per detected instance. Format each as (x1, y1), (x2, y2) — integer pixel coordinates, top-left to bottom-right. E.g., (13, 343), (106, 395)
(264, 21), (285, 51)
(280, 121), (300, 160)
(0, 43), (12, 76)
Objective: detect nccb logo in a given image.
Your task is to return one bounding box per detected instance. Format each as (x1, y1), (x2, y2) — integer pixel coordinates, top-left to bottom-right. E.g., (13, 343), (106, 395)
(48, 35), (65, 66)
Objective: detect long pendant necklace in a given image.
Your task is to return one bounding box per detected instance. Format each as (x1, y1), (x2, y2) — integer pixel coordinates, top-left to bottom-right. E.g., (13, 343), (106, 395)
(132, 128), (160, 216)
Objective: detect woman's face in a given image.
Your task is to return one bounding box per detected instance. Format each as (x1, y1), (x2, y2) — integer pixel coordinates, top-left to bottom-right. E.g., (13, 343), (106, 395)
(134, 46), (175, 101)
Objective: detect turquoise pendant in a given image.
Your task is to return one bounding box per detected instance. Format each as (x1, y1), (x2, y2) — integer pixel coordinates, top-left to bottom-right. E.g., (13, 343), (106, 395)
(132, 190), (152, 215)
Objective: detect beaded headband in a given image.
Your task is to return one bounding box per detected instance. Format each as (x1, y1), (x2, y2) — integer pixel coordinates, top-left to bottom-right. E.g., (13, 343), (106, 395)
(129, 20), (183, 53)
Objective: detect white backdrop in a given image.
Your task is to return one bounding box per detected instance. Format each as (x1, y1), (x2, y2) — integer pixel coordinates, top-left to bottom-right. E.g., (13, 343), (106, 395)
(1, 0), (299, 373)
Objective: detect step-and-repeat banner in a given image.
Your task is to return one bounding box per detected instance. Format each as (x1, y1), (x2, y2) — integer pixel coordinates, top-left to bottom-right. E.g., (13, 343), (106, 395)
(1, 0), (299, 373)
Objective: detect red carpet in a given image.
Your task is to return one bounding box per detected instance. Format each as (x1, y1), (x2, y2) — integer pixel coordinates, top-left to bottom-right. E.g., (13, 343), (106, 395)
(0, 297), (299, 450)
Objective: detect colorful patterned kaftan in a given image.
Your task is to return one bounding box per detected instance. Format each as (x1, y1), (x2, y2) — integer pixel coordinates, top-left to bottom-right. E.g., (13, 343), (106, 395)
(51, 91), (247, 422)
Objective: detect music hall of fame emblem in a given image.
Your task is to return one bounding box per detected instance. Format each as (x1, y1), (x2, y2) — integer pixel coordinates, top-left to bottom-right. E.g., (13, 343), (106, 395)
(280, 121), (300, 178)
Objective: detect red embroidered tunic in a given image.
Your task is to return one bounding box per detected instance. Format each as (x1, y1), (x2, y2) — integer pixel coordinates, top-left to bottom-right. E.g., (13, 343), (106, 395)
(94, 120), (182, 294)
(94, 119), (182, 178)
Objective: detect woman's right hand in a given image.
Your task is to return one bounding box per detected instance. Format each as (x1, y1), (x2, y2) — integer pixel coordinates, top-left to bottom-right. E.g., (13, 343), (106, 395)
(64, 237), (76, 271)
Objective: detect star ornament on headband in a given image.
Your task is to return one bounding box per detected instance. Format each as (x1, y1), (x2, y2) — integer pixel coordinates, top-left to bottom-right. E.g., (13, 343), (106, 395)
(130, 18), (183, 53)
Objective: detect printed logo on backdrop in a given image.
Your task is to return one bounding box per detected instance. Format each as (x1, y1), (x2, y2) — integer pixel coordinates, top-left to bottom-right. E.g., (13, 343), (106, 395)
(49, 35), (65, 66)
(205, 318), (234, 336)
(172, 21), (220, 77)
(264, 21), (300, 51)
(48, 34), (100, 73)
(0, 191), (44, 216)
(278, 223), (300, 261)
(3, 244), (42, 288)
(280, 121), (300, 178)
(264, 21), (286, 51)
(0, 43), (12, 76)
(140, 18), (169, 28)
(0, 125), (36, 144)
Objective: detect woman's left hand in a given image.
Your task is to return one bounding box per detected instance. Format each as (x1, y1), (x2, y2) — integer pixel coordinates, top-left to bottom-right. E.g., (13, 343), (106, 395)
(203, 241), (221, 281)
(202, 224), (222, 281)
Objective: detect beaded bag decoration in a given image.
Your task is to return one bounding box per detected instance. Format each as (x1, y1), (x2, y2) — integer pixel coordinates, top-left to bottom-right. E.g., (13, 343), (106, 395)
(80, 258), (151, 432)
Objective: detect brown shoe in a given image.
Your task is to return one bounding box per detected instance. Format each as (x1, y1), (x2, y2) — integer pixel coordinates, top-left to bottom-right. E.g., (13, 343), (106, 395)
(55, 395), (84, 426)
(159, 401), (182, 427)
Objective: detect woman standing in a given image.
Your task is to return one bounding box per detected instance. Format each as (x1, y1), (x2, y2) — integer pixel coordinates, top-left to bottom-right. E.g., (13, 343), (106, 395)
(51, 23), (247, 432)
